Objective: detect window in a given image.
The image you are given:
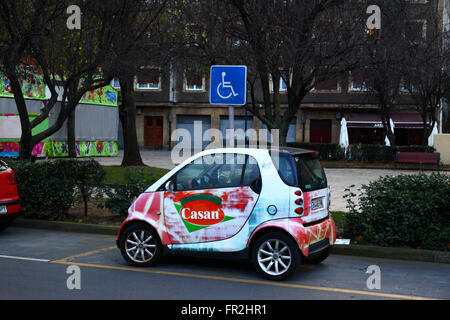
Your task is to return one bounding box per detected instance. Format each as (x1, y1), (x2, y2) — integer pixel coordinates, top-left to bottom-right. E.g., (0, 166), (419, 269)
(315, 77), (338, 91)
(351, 69), (374, 92)
(136, 68), (160, 90)
(242, 156), (261, 187)
(173, 153), (246, 191)
(295, 154), (327, 192)
(271, 152), (297, 187)
(111, 78), (120, 89)
(271, 72), (289, 92)
(185, 71), (204, 91)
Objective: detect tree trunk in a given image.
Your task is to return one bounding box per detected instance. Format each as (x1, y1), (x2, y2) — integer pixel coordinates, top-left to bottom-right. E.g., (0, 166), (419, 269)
(119, 75), (144, 166)
(68, 110), (77, 158)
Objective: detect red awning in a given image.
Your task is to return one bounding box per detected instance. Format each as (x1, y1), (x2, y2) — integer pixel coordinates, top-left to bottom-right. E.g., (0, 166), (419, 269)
(391, 113), (428, 129)
(344, 114), (383, 129)
(344, 113), (428, 129)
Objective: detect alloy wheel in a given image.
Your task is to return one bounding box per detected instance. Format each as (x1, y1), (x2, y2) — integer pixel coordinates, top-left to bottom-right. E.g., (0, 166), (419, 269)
(257, 239), (292, 276)
(125, 229), (157, 264)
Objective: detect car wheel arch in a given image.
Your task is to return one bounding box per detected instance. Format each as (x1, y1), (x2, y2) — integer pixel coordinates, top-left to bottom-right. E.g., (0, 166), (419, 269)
(247, 226), (302, 258)
(118, 220), (159, 245)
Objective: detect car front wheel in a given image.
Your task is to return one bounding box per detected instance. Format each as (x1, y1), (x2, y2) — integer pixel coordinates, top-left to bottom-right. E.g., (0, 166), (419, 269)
(119, 223), (162, 267)
(251, 232), (300, 281)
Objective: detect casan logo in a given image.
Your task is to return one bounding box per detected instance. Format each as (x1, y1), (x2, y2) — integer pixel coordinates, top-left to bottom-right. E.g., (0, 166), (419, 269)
(174, 194), (234, 232)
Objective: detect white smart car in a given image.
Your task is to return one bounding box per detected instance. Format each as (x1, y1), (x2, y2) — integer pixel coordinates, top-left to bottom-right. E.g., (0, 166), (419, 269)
(117, 147), (336, 280)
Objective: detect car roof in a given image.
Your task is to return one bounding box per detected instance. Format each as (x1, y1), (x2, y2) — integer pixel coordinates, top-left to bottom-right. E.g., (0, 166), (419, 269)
(270, 146), (317, 156)
(197, 147), (316, 157)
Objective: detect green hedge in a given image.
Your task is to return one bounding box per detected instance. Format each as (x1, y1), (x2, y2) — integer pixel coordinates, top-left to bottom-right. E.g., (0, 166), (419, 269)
(344, 173), (450, 251)
(99, 168), (157, 217)
(287, 143), (435, 162)
(9, 159), (105, 220)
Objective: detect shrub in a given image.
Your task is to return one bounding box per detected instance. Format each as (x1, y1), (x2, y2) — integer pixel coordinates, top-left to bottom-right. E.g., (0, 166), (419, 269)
(288, 143), (436, 163)
(99, 167), (157, 217)
(8, 159), (105, 220)
(344, 173), (450, 250)
(9, 160), (77, 220)
(71, 159), (106, 217)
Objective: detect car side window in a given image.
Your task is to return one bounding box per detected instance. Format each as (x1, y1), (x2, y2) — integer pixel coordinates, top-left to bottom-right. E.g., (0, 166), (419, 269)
(242, 156), (261, 186)
(173, 153), (245, 191)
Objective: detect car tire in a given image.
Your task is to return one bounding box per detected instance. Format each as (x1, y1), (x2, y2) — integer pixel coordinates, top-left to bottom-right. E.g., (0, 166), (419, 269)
(304, 246), (331, 265)
(119, 223), (163, 267)
(251, 232), (300, 281)
(0, 217), (13, 232)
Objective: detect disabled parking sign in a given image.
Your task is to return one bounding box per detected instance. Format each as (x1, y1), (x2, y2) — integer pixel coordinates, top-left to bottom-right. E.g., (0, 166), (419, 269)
(210, 65), (247, 106)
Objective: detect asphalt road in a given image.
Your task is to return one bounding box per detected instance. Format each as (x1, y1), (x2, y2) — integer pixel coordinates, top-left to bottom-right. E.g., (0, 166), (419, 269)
(0, 227), (449, 300)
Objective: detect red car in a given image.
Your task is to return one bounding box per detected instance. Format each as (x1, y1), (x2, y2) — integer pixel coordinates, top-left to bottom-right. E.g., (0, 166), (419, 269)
(0, 160), (21, 231)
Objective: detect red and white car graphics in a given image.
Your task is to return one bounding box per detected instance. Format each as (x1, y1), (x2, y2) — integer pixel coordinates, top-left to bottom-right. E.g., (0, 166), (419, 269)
(118, 148), (336, 280)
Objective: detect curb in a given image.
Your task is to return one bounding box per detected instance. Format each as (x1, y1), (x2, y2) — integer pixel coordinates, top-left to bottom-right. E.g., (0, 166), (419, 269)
(332, 244), (450, 264)
(10, 218), (450, 264)
(11, 218), (119, 236)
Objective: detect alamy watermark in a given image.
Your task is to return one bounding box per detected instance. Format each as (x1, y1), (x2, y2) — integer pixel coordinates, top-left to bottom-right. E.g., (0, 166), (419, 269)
(66, 5), (81, 30)
(66, 265), (81, 290)
(170, 121), (280, 165)
(366, 265), (381, 290)
(366, 5), (381, 30)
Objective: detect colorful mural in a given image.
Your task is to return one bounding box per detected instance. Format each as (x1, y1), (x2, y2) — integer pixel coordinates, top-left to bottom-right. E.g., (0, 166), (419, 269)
(0, 68), (46, 100)
(0, 140), (118, 158)
(80, 85), (118, 107)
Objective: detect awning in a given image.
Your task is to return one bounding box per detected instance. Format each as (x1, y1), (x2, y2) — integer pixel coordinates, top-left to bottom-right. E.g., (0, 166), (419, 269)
(344, 114), (383, 129)
(391, 113), (429, 129)
(344, 113), (429, 129)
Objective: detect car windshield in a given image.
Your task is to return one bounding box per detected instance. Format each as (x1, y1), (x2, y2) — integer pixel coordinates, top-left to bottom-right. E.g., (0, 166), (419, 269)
(295, 155), (327, 191)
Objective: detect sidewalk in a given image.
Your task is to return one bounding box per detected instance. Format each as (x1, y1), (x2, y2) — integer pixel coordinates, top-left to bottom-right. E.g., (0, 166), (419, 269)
(94, 150), (449, 212)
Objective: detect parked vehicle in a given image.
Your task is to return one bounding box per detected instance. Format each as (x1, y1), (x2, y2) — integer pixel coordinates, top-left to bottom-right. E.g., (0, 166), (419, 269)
(117, 147), (336, 280)
(0, 160), (21, 231)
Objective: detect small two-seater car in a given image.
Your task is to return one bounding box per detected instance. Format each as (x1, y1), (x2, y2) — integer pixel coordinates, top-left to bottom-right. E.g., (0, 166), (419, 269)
(0, 160), (21, 231)
(117, 147), (335, 280)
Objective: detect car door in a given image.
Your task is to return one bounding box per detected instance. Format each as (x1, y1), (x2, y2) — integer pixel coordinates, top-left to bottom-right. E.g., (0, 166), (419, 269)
(163, 153), (260, 244)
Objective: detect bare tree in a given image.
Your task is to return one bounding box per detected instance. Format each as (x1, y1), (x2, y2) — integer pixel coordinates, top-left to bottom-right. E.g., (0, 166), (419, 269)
(400, 1), (450, 145)
(102, 0), (169, 166)
(0, 1), (118, 160)
(225, 0), (362, 145)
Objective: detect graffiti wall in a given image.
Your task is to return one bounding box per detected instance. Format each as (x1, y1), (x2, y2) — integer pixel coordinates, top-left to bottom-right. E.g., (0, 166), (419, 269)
(80, 85), (118, 107)
(0, 140), (118, 158)
(0, 68), (46, 100)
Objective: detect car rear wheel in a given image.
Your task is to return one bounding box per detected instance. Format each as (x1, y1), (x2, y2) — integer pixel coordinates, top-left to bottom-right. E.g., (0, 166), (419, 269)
(119, 223), (162, 267)
(251, 232), (300, 281)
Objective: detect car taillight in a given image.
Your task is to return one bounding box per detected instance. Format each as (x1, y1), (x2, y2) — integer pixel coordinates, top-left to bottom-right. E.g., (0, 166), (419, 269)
(7, 173), (16, 185)
(294, 189), (304, 216)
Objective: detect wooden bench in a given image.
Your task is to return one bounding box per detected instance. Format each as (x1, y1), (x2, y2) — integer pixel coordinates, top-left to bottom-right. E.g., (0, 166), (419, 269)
(395, 152), (440, 170)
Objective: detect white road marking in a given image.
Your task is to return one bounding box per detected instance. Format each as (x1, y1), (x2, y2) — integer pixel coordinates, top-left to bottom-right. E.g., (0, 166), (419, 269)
(0, 255), (50, 263)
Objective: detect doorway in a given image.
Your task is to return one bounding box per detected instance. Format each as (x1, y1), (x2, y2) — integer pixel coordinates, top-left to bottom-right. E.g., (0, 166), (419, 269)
(309, 119), (332, 143)
(144, 116), (163, 149)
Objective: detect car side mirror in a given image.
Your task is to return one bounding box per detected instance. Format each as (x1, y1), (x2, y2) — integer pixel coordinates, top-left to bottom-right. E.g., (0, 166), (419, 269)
(165, 180), (174, 192)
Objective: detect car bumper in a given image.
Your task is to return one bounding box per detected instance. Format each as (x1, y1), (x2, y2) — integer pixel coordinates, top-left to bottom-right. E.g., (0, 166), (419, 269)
(300, 215), (336, 257)
(0, 198), (22, 217)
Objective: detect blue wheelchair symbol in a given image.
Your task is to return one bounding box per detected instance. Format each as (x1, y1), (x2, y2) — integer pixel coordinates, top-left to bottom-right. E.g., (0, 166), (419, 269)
(210, 66), (247, 105)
